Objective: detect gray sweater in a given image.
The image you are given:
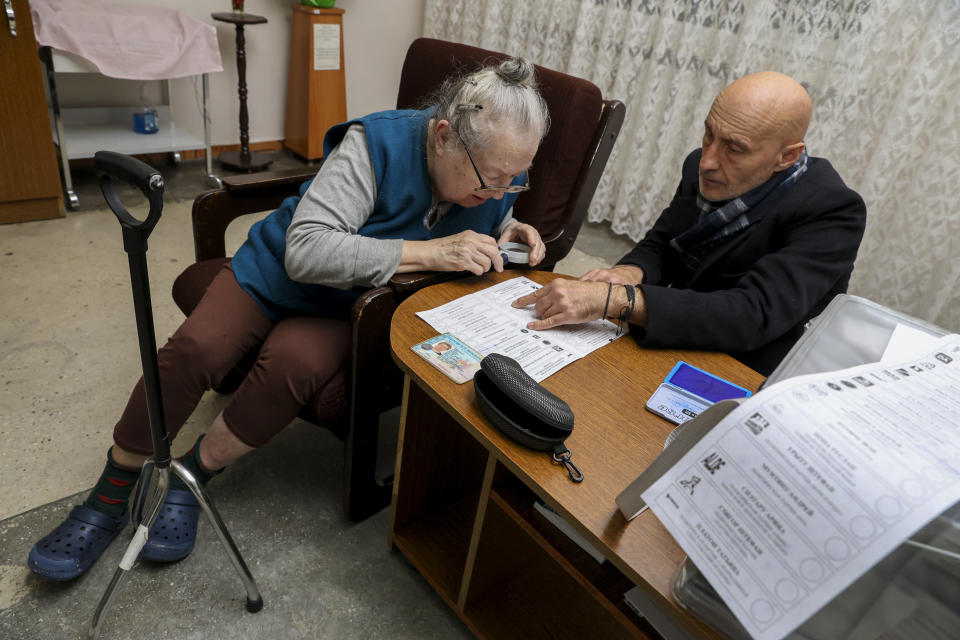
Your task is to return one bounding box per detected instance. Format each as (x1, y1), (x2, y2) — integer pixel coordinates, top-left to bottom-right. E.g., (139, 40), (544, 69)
(285, 124), (515, 290)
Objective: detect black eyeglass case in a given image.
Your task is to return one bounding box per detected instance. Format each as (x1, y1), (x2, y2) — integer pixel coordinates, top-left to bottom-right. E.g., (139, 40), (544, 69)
(474, 354), (582, 481)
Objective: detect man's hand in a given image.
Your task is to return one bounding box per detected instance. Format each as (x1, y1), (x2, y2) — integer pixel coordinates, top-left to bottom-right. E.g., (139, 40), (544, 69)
(400, 230), (504, 275)
(580, 264), (645, 285)
(499, 220), (546, 266)
(511, 279), (609, 330)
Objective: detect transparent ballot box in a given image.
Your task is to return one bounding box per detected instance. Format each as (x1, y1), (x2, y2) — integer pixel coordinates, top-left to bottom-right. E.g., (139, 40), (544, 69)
(671, 502), (960, 639)
(762, 294), (948, 387)
(670, 295), (959, 639)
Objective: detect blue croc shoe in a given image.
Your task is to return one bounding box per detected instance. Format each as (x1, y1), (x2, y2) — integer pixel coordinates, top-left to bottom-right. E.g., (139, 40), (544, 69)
(139, 488), (201, 563)
(28, 505), (127, 581)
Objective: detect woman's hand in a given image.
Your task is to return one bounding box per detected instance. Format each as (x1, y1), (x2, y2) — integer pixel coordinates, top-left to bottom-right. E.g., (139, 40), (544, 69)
(399, 230), (504, 275)
(499, 220), (545, 266)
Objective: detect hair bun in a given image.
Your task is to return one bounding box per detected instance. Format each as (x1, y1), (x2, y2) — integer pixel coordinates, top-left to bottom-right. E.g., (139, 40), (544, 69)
(495, 58), (535, 87)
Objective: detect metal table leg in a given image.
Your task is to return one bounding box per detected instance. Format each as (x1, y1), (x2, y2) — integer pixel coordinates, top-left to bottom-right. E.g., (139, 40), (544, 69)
(39, 47), (79, 210)
(203, 73), (222, 189)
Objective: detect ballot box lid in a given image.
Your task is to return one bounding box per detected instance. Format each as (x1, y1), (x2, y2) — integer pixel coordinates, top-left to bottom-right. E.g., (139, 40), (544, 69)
(764, 294), (948, 389)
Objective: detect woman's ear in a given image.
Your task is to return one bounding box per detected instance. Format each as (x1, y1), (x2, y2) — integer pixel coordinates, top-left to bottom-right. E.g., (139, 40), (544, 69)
(433, 119), (453, 157)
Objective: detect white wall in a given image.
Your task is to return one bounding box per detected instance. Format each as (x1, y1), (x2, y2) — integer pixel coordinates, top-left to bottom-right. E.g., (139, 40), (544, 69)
(56, 0), (427, 146)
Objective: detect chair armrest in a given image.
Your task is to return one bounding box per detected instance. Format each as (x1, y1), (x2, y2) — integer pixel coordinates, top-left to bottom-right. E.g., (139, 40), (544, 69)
(387, 271), (468, 293)
(349, 286), (402, 421)
(222, 168), (316, 192)
(190, 169), (316, 262)
(350, 285), (399, 368)
(389, 265), (537, 293)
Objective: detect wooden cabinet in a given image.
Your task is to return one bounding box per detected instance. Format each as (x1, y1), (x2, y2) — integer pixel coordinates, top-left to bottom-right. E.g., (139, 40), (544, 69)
(0, 0), (63, 223)
(390, 381), (654, 639)
(284, 5), (346, 161)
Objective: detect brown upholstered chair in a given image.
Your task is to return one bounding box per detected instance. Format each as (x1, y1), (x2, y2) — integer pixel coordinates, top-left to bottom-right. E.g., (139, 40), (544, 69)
(172, 37), (625, 521)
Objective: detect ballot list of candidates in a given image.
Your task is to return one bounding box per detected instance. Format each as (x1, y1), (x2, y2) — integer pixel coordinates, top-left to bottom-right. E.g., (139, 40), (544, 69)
(642, 334), (960, 640)
(416, 276), (620, 381)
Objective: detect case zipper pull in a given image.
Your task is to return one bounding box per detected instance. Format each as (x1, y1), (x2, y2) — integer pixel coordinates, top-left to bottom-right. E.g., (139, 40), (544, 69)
(552, 446), (584, 483)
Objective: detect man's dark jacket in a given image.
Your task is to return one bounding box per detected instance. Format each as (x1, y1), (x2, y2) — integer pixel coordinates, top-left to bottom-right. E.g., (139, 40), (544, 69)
(618, 149), (867, 376)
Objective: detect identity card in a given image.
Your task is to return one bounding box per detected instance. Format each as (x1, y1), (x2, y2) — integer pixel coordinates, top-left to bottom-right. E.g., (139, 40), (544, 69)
(411, 333), (484, 384)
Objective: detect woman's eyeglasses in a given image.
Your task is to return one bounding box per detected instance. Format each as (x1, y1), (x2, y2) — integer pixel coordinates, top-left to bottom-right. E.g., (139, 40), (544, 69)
(453, 128), (530, 194)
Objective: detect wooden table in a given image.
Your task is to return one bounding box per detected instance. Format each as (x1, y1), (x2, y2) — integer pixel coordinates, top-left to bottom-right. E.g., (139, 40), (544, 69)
(388, 270), (764, 639)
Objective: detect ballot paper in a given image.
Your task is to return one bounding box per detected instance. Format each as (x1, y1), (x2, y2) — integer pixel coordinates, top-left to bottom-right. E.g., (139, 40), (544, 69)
(416, 276), (620, 381)
(641, 334), (960, 640)
(881, 323), (943, 364)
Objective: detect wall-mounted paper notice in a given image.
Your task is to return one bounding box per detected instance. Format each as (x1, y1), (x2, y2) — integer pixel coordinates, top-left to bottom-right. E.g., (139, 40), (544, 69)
(313, 24), (340, 71)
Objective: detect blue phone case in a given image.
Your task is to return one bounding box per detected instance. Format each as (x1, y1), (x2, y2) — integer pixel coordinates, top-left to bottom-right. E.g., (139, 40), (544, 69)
(645, 361), (751, 425)
(664, 361), (752, 403)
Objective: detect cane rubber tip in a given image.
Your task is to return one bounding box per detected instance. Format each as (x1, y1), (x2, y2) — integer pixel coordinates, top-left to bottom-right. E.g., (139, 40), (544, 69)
(247, 596), (264, 613)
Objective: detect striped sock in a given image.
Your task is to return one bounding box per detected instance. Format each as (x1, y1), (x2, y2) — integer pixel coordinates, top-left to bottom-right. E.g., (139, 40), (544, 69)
(82, 448), (141, 520)
(171, 435), (222, 492)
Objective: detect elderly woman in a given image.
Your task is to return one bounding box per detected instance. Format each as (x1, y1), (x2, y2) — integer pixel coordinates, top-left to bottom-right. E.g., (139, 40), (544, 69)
(29, 58), (550, 580)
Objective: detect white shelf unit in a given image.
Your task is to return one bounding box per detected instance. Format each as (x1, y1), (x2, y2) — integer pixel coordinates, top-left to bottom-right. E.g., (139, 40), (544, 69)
(53, 106), (204, 158)
(41, 48), (220, 209)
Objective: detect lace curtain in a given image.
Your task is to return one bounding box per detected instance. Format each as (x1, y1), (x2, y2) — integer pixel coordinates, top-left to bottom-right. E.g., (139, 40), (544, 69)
(423, 0), (960, 331)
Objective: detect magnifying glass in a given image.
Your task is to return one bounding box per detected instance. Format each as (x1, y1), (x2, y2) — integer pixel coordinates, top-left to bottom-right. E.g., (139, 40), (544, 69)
(498, 241), (531, 265)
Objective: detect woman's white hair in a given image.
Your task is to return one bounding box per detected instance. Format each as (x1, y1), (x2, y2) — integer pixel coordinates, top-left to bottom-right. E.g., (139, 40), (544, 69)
(430, 57), (550, 152)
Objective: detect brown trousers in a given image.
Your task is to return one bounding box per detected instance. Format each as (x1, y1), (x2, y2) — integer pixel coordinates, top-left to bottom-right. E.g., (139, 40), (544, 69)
(113, 264), (350, 454)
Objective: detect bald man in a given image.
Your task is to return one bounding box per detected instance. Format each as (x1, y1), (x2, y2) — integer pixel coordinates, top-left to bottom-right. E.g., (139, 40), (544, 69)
(514, 72), (866, 375)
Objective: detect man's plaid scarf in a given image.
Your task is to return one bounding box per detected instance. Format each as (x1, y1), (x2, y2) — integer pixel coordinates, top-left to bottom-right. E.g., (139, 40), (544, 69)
(670, 150), (809, 270)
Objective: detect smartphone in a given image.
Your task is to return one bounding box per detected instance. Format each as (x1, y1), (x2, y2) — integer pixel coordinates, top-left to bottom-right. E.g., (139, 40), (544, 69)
(645, 361), (752, 424)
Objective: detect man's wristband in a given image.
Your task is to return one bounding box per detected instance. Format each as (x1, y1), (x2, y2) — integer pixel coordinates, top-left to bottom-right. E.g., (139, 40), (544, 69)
(602, 282), (612, 320)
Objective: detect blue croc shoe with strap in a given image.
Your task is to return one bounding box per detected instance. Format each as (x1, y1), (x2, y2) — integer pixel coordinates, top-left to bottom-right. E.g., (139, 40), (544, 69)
(138, 488), (201, 563)
(28, 505), (127, 581)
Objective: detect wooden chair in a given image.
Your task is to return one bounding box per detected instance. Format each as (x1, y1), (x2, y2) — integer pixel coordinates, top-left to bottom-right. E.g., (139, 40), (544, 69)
(171, 37), (625, 521)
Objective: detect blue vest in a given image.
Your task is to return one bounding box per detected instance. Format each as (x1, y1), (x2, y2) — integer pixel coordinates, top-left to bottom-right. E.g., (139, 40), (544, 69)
(231, 109), (522, 320)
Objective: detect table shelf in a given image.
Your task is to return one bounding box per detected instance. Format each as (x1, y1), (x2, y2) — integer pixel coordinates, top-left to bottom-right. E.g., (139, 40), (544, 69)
(491, 480), (658, 637)
(390, 380), (659, 639)
(52, 107), (204, 159)
(464, 556), (638, 640)
(466, 483), (648, 640)
(391, 492), (481, 606)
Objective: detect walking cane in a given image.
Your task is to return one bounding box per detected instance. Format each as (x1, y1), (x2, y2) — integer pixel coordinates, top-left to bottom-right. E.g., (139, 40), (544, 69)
(88, 151), (263, 639)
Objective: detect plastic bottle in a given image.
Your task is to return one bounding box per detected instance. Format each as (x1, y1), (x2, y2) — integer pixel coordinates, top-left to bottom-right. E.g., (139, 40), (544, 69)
(133, 83), (159, 134)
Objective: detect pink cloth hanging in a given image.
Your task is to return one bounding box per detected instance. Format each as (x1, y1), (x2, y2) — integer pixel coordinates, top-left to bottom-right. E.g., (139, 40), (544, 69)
(31, 0), (223, 80)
